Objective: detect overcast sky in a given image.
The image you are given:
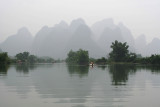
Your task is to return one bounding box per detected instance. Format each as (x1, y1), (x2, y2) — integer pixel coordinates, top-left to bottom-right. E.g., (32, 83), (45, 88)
(0, 0), (160, 43)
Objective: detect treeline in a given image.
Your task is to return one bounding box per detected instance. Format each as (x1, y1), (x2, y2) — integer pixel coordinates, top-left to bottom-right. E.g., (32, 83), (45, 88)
(89, 57), (107, 65)
(0, 52), (55, 64)
(135, 54), (160, 65)
(0, 40), (160, 65)
(65, 40), (138, 65)
(66, 40), (160, 65)
(108, 40), (160, 65)
(15, 52), (55, 63)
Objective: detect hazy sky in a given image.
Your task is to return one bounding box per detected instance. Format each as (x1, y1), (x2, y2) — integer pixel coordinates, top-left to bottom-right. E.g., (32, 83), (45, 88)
(0, 0), (160, 43)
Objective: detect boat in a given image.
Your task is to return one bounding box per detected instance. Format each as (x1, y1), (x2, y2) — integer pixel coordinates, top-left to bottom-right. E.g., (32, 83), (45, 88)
(89, 62), (94, 67)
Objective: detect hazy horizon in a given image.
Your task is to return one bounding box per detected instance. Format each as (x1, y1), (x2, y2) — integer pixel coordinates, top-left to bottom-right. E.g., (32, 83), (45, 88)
(0, 0), (160, 43)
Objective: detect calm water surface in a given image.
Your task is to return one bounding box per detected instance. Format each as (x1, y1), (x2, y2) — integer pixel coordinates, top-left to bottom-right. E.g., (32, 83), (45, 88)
(0, 63), (160, 107)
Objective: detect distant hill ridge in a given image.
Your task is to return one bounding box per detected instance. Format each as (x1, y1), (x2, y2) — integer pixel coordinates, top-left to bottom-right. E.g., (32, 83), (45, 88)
(0, 18), (159, 58)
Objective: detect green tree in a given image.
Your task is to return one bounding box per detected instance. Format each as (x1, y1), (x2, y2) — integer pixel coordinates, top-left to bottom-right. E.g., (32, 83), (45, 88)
(0, 52), (10, 64)
(96, 57), (107, 64)
(66, 49), (89, 65)
(150, 54), (160, 65)
(127, 53), (137, 62)
(15, 53), (23, 61)
(66, 50), (77, 63)
(16, 52), (30, 62)
(76, 49), (89, 65)
(28, 55), (37, 63)
(109, 40), (129, 62)
(23, 52), (29, 61)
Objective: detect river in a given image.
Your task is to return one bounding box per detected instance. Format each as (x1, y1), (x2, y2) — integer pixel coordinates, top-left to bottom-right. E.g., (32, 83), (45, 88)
(0, 63), (160, 107)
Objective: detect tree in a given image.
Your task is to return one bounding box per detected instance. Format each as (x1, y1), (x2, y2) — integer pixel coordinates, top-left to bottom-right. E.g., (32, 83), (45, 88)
(96, 57), (107, 64)
(16, 52), (30, 62)
(126, 52), (137, 62)
(109, 40), (129, 62)
(28, 55), (37, 63)
(66, 49), (89, 65)
(15, 53), (23, 61)
(23, 52), (29, 61)
(66, 50), (77, 63)
(76, 49), (89, 65)
(0, 52), (10, 64)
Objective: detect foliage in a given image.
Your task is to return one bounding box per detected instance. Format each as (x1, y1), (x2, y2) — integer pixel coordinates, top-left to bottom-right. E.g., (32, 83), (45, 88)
(76, 49), (89, 64)
(108, 40), (160, 65)
(66, 49), (89, 65)
(109, 40), (137, 63)
(126, 52), (137, 62)
(95, 57), (107, 64)
(108, 40), (160, 64)
(15, 52), (54, 63)
(0, 52), (10, 64)
(135, 54), (160, 65)
(109, 40), (129, 62)
(16, 52), (29, 62)
(28, 55), (37, 63)
(66, 50), (77, 63)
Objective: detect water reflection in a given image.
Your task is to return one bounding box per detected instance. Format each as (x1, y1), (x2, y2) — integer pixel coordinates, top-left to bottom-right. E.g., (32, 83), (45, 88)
(108, 64), (136, 85)
(30, 64), (91, 107)
(136, 65), (160, 74)
(0, 64), (9, 76)
(1, 64), (160, 107)
(67, 65), (89, 78)
(97, 65), (107, 70)
(15, 64), (37, 74)
(149, 66), (160, 73)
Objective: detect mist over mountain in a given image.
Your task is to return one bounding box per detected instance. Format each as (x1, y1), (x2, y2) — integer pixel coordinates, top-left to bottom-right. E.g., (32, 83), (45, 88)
(0, 18), (159, 58)
(0, 27), (33, 55)
(55, 21), (69, 29)
(98, 27), (124, 54)
(118, 23), (135, 52)
(91, 18), (116, 40)
(135, 34), (147, 56)
(146, 38), (160, 56)
(135, 35), (160, 56)
(32, 21), (72, 58)
(31, 26), (52, 55)
(69, 18), (86, 33)
(66, 24), (105, 58)
(91, 18), (135, 53)
(31, 19), (104, 58)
